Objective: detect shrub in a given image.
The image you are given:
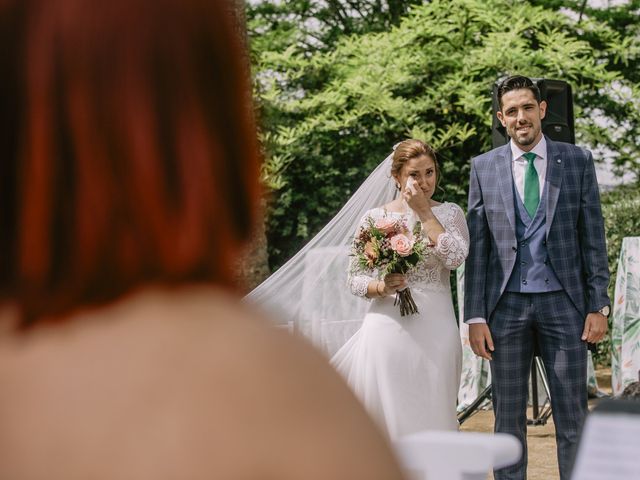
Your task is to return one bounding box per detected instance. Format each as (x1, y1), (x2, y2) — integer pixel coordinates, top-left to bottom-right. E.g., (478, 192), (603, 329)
(594, 183), (640, 366)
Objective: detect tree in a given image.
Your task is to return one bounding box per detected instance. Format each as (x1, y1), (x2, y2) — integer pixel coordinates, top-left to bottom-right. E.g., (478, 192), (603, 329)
(246, 0), (422, 55)
(230, 0), (272, 290)
(250, 0), (640, 268)
(529, 0), (640, 177)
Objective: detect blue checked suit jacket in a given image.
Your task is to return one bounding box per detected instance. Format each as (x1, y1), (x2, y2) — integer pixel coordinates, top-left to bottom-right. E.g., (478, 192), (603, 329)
(464, 136), (610, 322)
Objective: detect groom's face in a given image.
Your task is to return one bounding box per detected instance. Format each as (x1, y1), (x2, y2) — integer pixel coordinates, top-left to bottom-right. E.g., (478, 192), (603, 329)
(497, 88), (547, 151)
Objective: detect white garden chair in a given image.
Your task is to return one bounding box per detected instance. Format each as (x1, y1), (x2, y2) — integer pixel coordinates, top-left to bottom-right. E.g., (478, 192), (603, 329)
(394, 430), (521, 480)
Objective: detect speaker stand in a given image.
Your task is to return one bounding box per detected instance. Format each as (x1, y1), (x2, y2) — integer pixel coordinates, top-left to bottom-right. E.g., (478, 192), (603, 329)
(457, 356), (552, 426)
(528, 356), (552, 425)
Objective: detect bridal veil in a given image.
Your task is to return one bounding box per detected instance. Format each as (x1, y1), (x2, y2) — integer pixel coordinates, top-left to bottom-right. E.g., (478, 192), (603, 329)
(245, 151), (398, 357)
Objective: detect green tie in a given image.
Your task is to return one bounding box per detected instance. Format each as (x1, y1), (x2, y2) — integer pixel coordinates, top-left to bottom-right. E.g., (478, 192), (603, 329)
(523, 152), (539, 218)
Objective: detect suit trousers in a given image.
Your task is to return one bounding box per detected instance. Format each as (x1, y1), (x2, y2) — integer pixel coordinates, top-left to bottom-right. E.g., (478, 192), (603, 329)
(489, 291), (587, 480)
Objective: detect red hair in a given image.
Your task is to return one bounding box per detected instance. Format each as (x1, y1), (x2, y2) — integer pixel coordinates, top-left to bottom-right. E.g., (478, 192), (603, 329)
(0, 0), (261, 322)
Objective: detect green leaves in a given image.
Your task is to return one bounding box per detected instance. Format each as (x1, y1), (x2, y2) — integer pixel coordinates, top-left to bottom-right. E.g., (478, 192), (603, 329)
(249, 0), (640, 268)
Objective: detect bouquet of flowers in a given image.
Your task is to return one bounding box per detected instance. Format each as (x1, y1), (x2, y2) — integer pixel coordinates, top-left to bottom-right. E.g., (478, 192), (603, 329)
(351, 215), (428, 316)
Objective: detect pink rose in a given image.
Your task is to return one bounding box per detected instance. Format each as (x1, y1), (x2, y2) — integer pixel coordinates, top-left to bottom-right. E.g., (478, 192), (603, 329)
(375, 218), (397, 235)
(364, 241), (378, 267)
(389, 234), (413, 257)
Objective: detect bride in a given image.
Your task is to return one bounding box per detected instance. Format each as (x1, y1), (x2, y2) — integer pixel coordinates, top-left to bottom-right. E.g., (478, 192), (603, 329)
(332, 139), (469, 438)
(246, 139), (468, 439)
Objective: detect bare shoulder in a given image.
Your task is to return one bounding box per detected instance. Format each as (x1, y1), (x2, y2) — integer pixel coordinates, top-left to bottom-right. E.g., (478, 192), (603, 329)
(0, 288), (405, 480)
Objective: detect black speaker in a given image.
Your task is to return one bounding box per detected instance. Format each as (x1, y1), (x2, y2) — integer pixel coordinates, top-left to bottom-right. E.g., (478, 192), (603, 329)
(491, 78), (575, 149)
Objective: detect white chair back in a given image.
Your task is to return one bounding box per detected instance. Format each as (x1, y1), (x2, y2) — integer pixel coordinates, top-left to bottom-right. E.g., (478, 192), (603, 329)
(394, 430), (521, 480)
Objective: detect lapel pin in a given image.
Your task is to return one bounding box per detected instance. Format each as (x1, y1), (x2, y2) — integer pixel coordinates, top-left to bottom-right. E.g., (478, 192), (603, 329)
(556, 159), (561, 164)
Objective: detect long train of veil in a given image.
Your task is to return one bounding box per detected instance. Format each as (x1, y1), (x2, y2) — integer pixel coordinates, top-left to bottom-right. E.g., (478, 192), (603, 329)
(244, 151), (399, 357)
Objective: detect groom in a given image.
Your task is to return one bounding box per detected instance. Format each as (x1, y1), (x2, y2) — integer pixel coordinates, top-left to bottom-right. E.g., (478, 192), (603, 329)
(464, 75), (610, 480)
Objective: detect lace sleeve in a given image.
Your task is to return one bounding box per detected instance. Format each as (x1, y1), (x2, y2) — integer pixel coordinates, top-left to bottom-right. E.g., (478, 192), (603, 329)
(432, 203), (470, 270)
(347, 214), (376, 298)
(348, 256), (374, 298)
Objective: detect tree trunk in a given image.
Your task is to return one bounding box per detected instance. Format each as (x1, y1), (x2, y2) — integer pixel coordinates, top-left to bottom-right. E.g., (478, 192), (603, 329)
(229, 0), (271, 292)
(235, 200), (271, 293)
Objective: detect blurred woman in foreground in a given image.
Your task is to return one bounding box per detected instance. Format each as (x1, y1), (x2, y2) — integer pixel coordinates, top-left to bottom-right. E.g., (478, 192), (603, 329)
(0, 1), (405, 478)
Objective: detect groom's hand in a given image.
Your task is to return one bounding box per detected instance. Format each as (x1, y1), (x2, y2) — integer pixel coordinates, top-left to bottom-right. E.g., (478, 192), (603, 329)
(469, 324), (494, 361)
(582, 312), (608, 343)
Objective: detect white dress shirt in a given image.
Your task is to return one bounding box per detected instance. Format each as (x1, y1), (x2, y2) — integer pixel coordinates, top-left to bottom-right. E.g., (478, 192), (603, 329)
(466, 136), (547, 325)
(510, 136), (547, 204)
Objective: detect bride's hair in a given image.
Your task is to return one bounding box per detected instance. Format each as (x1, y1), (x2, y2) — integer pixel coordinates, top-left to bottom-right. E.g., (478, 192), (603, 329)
(0, 0), (262, 324)
(391, 139), (440, 186)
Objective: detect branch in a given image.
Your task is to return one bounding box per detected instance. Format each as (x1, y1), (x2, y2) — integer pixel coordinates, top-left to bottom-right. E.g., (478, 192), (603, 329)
(577, 0), (588, 24)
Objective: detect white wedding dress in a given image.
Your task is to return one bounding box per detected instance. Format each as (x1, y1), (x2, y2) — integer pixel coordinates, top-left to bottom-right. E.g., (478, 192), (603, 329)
(331, 202), (469, 440)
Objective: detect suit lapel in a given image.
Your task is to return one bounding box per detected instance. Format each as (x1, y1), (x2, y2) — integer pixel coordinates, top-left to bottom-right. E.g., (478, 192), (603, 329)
(494, 145), (516, 234)
(545, 138), (564, 237)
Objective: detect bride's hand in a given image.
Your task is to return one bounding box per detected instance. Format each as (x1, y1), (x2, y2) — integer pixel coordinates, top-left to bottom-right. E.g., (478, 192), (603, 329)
(403, 177), (431, 218)
(381, 273), (407, 295)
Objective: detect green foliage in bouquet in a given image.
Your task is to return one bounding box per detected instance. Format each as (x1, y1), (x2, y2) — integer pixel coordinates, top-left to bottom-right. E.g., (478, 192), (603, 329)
(352, 216), (428, 315)
(354, 217), (426, 274)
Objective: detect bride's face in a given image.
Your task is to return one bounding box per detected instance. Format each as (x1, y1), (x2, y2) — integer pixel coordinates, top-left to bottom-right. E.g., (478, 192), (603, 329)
(395, 155), (437, 200)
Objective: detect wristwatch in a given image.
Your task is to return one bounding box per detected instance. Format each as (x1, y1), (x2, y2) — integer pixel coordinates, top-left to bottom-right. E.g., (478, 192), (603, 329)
(598, 305), (611, 317)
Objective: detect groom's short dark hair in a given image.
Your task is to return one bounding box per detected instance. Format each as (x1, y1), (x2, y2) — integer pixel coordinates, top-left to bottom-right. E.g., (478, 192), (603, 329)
(497, 75), (542, 107)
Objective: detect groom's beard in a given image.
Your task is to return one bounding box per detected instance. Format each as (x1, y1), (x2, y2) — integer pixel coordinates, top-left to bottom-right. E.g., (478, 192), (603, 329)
(510, 123), (539, 146)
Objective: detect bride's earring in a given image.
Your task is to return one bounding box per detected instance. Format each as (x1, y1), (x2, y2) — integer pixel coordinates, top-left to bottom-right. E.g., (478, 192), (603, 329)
(395, 183), (401, 191)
